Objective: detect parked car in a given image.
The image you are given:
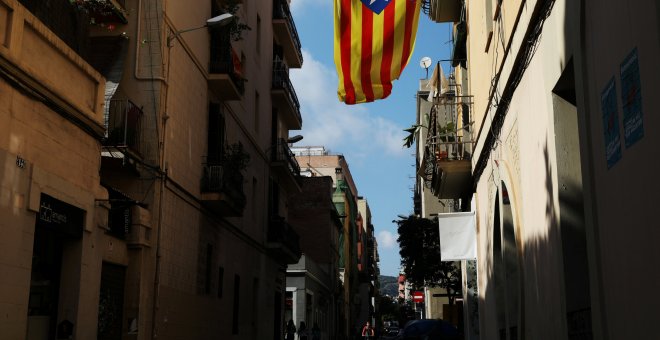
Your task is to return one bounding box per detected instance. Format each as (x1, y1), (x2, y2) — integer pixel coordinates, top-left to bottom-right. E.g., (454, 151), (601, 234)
(387, 327), (400, 336)
(395, 319), (460, 340)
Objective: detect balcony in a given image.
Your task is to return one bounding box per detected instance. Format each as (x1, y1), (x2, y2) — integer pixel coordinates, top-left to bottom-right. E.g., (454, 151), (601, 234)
(423, 0), (462, 23)
(270, 138), (301, 192)
(272, 60), (302, 129)
(200, 161), (246, 216)
(272, 0), (303, 68)
(103, 99), (144, 157)
(426, 92), (474, 199)
(267, 216), (302, 264)
(208, 29), (244, 101)
(76, 0), (128, 25)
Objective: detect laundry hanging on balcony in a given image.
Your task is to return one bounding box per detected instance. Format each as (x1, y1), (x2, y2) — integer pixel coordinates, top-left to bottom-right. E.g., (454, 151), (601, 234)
(334, 0), (421, 104)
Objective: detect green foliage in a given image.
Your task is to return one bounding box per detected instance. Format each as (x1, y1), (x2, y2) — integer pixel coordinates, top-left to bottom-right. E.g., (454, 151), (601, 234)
(69, 0), (114, 15)
(402, 125), (423, 148)
(378, 275), (400, 297)
(220, 0), (251, 41)
(224, 142), (250, 171)
(438, 122), (456, 142)
(395, 215), (462, 299)
(376, 294), (399, 324)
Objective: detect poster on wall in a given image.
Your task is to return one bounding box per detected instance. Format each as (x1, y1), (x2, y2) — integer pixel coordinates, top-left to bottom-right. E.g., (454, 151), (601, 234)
(600, 77), (622, 169)
(620, 47), (644, 148)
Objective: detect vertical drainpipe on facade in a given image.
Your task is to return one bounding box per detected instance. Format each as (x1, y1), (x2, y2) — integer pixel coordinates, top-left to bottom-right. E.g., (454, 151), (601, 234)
(145, 0), (169, 337)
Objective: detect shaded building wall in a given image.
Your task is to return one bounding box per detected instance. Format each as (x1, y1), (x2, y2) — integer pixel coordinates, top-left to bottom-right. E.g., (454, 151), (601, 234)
(0, 1), (109, 338)
(288, 176), (341, 340)
(465, 0), (660, 339)
(578, 1), (660, 339)
(105, 0), (304, 338)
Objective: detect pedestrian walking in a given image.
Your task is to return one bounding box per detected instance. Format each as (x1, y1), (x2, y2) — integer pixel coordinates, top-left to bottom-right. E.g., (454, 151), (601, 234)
(312, 323), (321, 340)
(286, 319), (296, 340)
(298, 321), (309, 340)
(361, 321), (374, 340)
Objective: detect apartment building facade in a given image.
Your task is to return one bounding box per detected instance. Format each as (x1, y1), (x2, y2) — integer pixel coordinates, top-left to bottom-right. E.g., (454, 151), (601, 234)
(424, 0), (660, 339)
(293, 147), (365, 339)
(1, 0), (305, 339)
(0, 1), (109, 338)
(286, 175), (343, 340)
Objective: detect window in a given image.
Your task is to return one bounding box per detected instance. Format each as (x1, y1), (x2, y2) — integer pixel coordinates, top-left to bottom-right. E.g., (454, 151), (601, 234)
(232, 274), (240, 334)
(252, 177), (258, 222)
(207, 103), (225, 164)
(252, 278), (259, 330)
(106, 187), (133, 239)
(484, 0), (494, 52)
(255, 91), (260, 132)
(205, 245), (213, 294)
(218, 266), (224, 298)
(256, 15), (261, 55)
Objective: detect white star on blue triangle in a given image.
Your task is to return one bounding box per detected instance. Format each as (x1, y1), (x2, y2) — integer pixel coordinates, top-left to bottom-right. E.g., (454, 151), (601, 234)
(361, 0), (391, 14)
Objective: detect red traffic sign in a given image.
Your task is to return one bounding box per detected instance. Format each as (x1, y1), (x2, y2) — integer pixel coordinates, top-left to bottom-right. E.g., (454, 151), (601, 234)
(412, 291), (424, 302)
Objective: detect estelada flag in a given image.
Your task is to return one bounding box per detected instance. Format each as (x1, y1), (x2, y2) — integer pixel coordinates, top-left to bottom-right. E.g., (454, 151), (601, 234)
(334, 0), (421, 104)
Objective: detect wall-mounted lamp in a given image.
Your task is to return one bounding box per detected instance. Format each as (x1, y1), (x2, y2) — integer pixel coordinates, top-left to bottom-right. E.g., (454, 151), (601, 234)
(287, 135), (304, 144)
(167, 13), (234, 46)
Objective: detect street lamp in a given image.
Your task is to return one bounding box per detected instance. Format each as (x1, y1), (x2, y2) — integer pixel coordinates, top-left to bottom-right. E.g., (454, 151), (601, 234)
(287, 135), (304, 144)
(167, 13), (234, 46)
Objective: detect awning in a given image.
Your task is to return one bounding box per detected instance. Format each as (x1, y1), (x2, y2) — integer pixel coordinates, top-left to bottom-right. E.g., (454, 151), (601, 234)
(438, 211), (476, 261)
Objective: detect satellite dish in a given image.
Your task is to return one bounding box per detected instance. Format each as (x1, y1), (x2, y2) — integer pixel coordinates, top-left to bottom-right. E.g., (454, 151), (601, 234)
(420, 57), (432, 69)
(420, 57), (432, 78)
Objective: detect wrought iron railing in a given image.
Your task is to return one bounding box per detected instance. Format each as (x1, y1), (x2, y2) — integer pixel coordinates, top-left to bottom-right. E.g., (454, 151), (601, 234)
(426, 85), (474, 163)
(103, 99), (143, 155)
(273, 0), (303, 64)
(209, 29), (245, 95)
(201, 159), (246, 209)
(272, 60), (302, 122)
(271, 138), (301, 177)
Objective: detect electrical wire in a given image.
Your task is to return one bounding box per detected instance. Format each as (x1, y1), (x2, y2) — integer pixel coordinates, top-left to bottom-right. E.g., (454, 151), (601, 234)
(473, 0), (557, 189)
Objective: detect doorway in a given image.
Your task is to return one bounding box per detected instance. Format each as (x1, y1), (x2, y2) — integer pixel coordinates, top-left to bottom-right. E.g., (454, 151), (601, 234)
(27, 227), (64, 340)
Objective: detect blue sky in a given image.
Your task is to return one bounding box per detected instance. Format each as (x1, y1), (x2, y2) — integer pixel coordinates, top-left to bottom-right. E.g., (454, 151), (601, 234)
(289, 0), (452, 277)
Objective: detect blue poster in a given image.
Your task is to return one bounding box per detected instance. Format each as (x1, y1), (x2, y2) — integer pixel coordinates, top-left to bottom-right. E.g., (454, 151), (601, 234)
(620, 48), (644, 147)
(600, 78), (621, 169)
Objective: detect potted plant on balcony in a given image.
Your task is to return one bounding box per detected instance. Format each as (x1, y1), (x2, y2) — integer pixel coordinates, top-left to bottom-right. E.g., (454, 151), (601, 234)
(223, 142), (250, 172)
(219, 0), (251, 42)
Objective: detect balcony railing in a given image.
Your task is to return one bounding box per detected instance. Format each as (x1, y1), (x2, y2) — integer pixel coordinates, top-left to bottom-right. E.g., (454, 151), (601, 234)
(273, 0), (303, 67)
(425, 87), (474, 199)
(272, 60), (302, 128)
(200, 159), (247, 215)
(209, 29), (245, 97)
(201, 160), (246, 201)
(271, 138), (301, 176)
(267, 216), (302, 264)
(103, 99), (143, 156)
(426, 96), (474, 162)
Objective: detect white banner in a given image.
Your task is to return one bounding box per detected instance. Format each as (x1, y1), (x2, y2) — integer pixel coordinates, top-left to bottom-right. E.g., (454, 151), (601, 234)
(438, 212), (476, 261)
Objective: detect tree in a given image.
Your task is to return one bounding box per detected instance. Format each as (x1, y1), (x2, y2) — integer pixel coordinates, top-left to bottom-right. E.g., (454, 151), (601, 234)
(395, 215), (462, 304)
(376, 294), (399, 326)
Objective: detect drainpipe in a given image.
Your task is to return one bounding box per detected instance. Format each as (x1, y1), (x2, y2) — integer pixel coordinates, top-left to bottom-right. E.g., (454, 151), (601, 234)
(147, 0), (169, 337)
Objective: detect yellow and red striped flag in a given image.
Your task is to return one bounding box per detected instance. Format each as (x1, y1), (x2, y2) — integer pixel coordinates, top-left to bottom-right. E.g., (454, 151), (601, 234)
(334, 0), (422, 104)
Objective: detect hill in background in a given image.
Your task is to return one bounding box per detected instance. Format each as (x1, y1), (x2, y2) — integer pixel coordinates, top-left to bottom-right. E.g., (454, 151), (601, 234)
(379, 275), (399, 297)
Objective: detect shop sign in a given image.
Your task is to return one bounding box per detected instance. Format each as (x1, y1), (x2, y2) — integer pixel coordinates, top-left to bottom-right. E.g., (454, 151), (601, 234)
(36, 193), (84, 238)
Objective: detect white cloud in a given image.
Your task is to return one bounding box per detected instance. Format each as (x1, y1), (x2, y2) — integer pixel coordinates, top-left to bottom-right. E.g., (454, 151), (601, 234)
(377, 230), (398, 249)
(290, 50), (408, 158)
